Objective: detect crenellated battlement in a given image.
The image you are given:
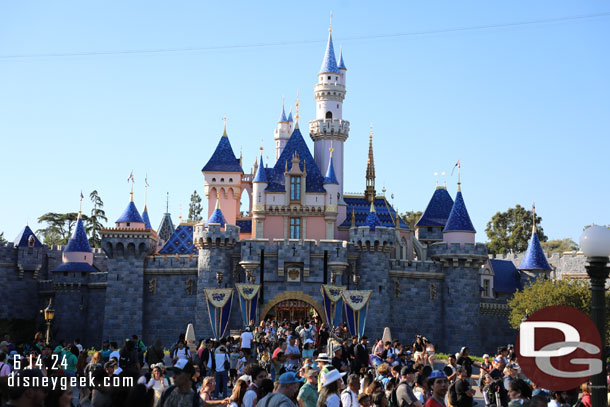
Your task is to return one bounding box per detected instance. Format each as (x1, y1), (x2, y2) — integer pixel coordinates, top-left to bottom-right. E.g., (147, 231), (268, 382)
(349, 226), (395, 251)
(194, 224), (240, 249)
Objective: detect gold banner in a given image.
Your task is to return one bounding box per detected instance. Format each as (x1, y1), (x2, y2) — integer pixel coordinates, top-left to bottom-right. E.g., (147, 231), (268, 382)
(322, 284), (345, 303)
(342, 290), (372, 312)
(204, 288), (234, 308)
(235, 283), (260, 301)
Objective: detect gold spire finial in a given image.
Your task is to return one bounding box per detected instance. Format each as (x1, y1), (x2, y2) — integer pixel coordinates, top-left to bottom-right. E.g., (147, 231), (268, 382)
(329, 140), (334, 156)
(351, 207), (355, 227)
(222, 115), (228, 137)
(329, 11), (333, 33)
(216, 196), (221, 210)
(457, 160), (462, 192)
(532, 202), (536, 233)
(369, 201), (376, 213)
(79, 190), (84, 215)
(365, 125), (376, 203)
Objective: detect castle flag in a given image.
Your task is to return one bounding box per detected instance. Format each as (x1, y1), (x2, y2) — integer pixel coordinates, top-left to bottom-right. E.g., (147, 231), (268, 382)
(321, 284), (345, 328)
(235, 283), (260, 328)
(343, 290), (372, 338)
(204, 288), (234, 339)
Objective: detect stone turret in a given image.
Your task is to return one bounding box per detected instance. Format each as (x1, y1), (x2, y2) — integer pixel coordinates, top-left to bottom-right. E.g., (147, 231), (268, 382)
(194, 205), (240, 338)
(519, 205), (552, 282)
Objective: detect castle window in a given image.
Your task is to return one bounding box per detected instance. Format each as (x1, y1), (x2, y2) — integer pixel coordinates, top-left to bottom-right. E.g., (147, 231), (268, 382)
(290, 176), (301, 201)
(327, 76), (331, 80)
(325, 111), (332, 119)
(126, 222), (130, 227)
(290, 218), (301, 239)
(335, 76), (338, 80)
(221, 178), (225, 182)
(481, 276), (494, 299)
(212, 178), (216, 182)
(229, 178), (233, 182)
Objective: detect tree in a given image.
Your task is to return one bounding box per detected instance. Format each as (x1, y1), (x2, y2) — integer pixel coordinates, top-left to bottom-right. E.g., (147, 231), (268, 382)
(0, 232), (6, 244)
(540, 238), (579, 253)
(508, 278), (610, 344)
(37, 212), (89, 246)
(88, 190), (108, 248)
(188, 190), (203, 222)
(485, 204), (547, 254)
(401, 211), (423, 230)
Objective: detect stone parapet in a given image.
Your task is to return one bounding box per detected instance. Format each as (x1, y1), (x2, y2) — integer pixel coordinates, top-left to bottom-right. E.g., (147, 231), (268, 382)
(194, 224), (240, 249)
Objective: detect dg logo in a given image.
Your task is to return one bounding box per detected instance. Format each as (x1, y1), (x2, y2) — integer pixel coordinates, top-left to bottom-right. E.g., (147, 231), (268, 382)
(516, 305), (602, 390)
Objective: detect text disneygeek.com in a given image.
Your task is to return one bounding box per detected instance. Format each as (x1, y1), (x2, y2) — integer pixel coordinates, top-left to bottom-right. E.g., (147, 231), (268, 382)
(8, 372), (134, 391)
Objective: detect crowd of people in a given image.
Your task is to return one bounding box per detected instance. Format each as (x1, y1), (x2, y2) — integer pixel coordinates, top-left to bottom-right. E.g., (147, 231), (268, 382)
(0, 319), (608, 407)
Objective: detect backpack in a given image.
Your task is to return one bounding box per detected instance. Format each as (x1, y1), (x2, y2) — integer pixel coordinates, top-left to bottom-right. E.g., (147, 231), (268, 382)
(389, 381), (408, 407)
(119, 349), (135, 370)
(485, 379), (505, 407)
(159, 385), (200, 407)
(342, 389), (354, 407)
(448, 382), (458, 407)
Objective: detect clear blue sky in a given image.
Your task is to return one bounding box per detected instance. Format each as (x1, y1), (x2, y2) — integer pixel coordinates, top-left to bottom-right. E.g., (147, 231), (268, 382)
(1, 1), (609, 244)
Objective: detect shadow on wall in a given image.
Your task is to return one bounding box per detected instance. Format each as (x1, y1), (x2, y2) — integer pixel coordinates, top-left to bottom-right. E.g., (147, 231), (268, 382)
(0, 318), (37, 344)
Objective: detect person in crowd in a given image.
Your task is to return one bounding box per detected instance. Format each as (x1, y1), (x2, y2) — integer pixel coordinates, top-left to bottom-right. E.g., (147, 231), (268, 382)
(456, 347), (479, 379)
(244, 364), (268, 407)
(358, 394), (372, 407)
(241, 328), (254, 358)
(257, 371), (303, 407)
(317, 370), (346, 407)
(0, 352), (10, 377)
(376, 363), (391, 390)
(3, 368), (46, 407)
(507, 379), (532, 407)
(578, 383), (592, 407)
(100, 341), (111, 363)
(215, 344), (231, 399)
(547, 391), (565, 407)
(340, 374), (360, 407)
(365, 381), (383, 396)
(229, 379), (248, 407)
(454, 366), (476, 407)
(147, 363), (171, 406)
(171, 340), (192, 364)
(297, 368), (320, 407)
(45, 385), (74, 407)
(147, 339), (165, 368)
(412, 374), (428, 404)
(503, 363), (520, 390)
(423, 371), (449, 407)
(395, 366), (422, 407)
(372, 392), (388, 407)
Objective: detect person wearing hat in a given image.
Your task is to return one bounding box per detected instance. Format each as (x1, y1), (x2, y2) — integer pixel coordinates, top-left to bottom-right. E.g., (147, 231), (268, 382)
(256, 372), (303, 407)
(314, 354), (333, 392)
(297, 368), (319, 407)
(395, 366), (422, 407)
(160, 359), (230, 407)
(317, 369), (346, 407)
(502, 363), (520, 390)
(147, 362), (170, 405)
(424, 371), (449, 407)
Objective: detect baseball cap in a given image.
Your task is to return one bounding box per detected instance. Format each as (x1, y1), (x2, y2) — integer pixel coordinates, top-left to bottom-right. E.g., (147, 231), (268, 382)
(279, 371), (304, 384)
(401, 366), (416, 375)
(428, 370), (447, 380)
(170, 359), (196, 376)
(104, 360), (117, 370)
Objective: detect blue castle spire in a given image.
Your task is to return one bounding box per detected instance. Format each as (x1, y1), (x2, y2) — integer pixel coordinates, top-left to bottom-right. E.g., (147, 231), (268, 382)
(202, 125), (243, 173)
(443, 190), (476, 232)
(206, 199), (226, 227)
(116, 200), (145, 224)
(13, 225), (42, 247)
(253, 155), (268, 183)
(279, 103), (288, 123)
(287, 108), (293, 122)
(519, 208), (552, 271)
(142, 206), (152, 229)
(64, 214), (92, 253)
(366, 201), (381, 231)
(416, 187), (454, 228)
(323, 154), (339, 184)
(338, 45), (346, 70)
(320, 31), (339, 74)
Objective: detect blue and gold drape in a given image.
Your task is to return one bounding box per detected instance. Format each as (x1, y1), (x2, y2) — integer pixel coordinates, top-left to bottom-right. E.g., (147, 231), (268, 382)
(343, 290), (372, 338)
(321, 284), (345, 328)
(204, 288), (234, 339)
(235, 283), (260, 327)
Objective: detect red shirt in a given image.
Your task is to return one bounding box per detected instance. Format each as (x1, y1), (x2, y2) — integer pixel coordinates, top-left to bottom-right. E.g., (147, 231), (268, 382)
(272, 347), (283, 359)
(424, 396), (445, 407)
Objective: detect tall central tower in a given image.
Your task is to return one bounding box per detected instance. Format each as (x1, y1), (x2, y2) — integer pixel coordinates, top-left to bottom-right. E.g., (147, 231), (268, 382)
(309, 25), (349, 203)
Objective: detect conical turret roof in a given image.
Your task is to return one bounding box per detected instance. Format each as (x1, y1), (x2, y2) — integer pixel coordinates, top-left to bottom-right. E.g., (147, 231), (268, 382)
(416, 187), (454, 227)
(366, 202), (381, 231)
(319, 32), (339, 74)
(253, 155), (268, 183)
(519, 232), (552, 271)
(64, 215), (92, 253)
(13, 225), (42, 247)
(142, 206), (152, 229)
(443, 191), (476, 232)
(206, 200), (226, 227)
(338, 46), (346, 70)
(116, 201), (145, 224)
(323, 155), (339, 184)
(201, 129), (243, 173)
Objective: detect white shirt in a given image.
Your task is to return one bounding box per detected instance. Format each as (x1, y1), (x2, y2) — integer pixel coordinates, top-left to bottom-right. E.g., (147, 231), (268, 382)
(215, 352), (228, 372)
(341, 389), (359, 407)
(241, 332), (254, 348)
(285, 344), (300, 368)
(243, 387), (258, 407)
(174, 347), (190, 360)
(326, 393), (341, 407)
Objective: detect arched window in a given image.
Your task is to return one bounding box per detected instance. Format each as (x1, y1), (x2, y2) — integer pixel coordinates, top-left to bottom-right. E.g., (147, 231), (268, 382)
(221, 178), (225, 182)
(212, 178), (216, 182)
(325, 111), (332, 119)
(229, 178), (233, 182)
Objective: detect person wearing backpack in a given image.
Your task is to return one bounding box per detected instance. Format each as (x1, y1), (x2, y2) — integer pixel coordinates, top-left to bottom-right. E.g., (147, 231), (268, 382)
(159, 359), (202, 407)
(391, 366), (422, 407)
(119, 339), (140, 377)
(341, 374), (361, 407)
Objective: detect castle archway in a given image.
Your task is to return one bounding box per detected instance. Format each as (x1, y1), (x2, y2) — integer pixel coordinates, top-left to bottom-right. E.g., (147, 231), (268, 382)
(260, 291), (326, 324)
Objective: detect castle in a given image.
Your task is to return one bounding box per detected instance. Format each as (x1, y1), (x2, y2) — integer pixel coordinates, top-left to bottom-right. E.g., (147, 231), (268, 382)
(0, 26), (577, 355)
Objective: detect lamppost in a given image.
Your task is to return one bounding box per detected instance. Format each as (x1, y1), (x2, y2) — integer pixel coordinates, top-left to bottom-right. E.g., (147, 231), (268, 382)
(42, 299), (55, 345)
(580, 225), (610, 407)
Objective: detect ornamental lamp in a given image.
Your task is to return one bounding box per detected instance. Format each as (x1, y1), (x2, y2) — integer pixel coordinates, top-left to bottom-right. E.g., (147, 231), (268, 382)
(43, 299), (55, 322)
(580, 225), (610, 257)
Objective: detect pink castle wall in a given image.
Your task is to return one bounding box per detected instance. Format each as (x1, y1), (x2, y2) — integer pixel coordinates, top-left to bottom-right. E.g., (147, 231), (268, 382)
(443, 231), (475, 246)
(306, 217), (326, 241)
(264, 216), (284, 239)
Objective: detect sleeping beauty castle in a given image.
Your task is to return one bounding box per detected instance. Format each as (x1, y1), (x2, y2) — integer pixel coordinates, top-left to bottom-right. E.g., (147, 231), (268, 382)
(0, 25), (562, 354)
